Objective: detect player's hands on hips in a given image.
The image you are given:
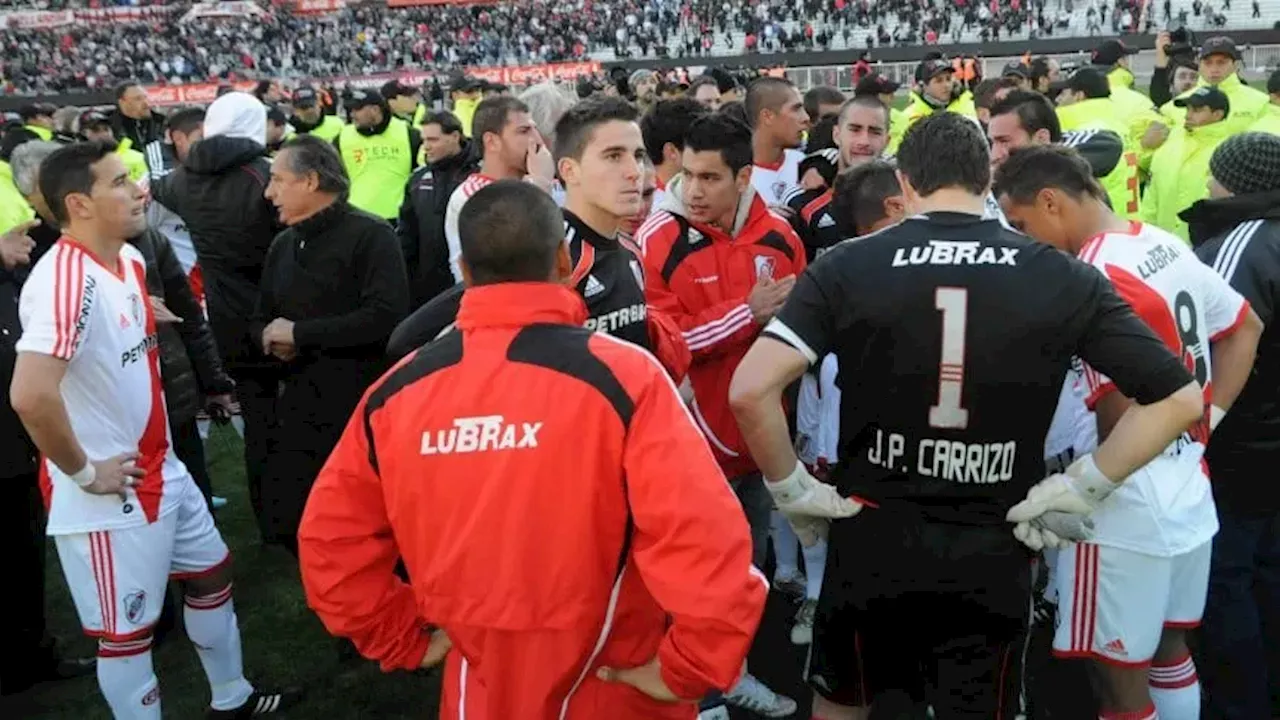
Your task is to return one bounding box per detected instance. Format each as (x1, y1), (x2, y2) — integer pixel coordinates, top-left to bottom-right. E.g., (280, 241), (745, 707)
(597, 656), (682, 703)
(1012, 512), (1096, 551)
(419, 629), (451, 669)
(84, 453), (146, 500)
(1007, 454), (1115, 550)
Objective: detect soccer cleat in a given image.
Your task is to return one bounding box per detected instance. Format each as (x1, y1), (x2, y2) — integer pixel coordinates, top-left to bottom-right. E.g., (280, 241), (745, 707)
(724, 673), (797, 718)
(207, 688), (302, 718)
(790, 598), (817, 645)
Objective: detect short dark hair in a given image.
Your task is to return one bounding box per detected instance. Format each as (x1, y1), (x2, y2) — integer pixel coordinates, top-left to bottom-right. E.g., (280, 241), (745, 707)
(39, 141), (118, 225)
(422, 110), (463, 137)
(896, 112), (990, 196)
(990, 90), (1062, 142)
(458, 179), (564, 285)
(166, 107), (206, 136)
(804, 85), (846, 122)
(1028, 56), (1054, 83)
(718, 100), (749, 127)
(114, 82), (140, 101)
(831, 160), (901, 234)
(973, 78), (1002, 109)
(688, 75), (720, 96)
(640, 98), (707, 165)
(744, 76), (797, 128)
(993, 144), (1107, 206)
(837, 94), (891, 129)
(277, 135), (350, 196)
(471, 96), (530, 148)
(552, 96), (639, 162)
(1065, 68), (1112, 99)
(805, 115), (837, 153)
(683, 113), (753, 175)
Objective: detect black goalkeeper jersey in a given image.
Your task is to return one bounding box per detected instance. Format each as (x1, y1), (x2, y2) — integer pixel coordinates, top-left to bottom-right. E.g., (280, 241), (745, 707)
(784, 187), (844, 263)
(763, 211), (1195, 525)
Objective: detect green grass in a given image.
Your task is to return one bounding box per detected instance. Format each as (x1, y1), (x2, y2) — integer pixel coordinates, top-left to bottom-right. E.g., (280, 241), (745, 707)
(9, 424), (441, 719)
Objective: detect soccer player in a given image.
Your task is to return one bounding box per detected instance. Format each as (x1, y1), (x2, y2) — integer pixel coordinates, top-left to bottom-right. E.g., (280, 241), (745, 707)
(640, 112), (805, 717)
(443, 96), (554, 282)
(639, 98), (709, 211)
(829, 160), (905, 237)
(728, 113), (1206, 720)
(784, 95), (892, 259)
(9, 142), (293, 718)
(744, 77), (810, 206)
(994, 144), (1263, 720)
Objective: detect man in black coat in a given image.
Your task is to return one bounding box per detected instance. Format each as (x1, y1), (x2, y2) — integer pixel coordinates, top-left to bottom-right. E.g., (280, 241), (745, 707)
(151, 93), (283, 543)
(397, 110), (477, 308)
(256, 136), (408, 554)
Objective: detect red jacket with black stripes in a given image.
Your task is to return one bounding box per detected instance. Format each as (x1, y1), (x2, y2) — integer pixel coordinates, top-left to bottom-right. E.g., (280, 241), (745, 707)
(637, 180), (807, 478)
(297, 282), (766, 720)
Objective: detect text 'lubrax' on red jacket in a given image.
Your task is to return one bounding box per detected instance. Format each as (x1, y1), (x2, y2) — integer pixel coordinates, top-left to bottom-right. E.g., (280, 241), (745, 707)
(297, 282), (767, 720)
(638, 176), (808, 478)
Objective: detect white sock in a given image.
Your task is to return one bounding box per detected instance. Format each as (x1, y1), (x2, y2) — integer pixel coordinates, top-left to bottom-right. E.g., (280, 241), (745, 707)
(1149, 653), (1199, 720)
(97, 638), (162, 719)
(770, 510), (800, 579)
(801, 539), (826, 600)
(184, 586), (255, 711)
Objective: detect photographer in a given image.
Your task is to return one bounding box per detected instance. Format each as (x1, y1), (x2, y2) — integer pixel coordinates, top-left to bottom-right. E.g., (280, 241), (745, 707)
(1151, 28), (1200, 106)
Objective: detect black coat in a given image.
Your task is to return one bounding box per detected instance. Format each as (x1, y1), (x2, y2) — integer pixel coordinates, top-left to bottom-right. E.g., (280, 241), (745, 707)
(253, 200), (409, 539)
(0, 233), (55, 479)
(396, 142), (477, 308)
(151, 136), (280, 371)
(128, 229), (234, 426)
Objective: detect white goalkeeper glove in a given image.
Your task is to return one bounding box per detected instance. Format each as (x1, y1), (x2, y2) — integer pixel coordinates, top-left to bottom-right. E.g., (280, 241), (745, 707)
(763, 460), (863, 547)
(1007, 454), (1116, 550)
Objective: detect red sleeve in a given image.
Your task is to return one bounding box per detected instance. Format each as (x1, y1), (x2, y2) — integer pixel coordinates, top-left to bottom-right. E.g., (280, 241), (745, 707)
(639, 217), (759, 361)
(297, 395), (434, 672)
(622, 359), (768, 697)
(644, 308), (691, 382)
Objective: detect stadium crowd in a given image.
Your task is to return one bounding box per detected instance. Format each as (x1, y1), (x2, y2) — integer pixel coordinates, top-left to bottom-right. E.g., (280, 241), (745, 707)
(1, 11), (1280, 720)
(0, 0), (1229, 96)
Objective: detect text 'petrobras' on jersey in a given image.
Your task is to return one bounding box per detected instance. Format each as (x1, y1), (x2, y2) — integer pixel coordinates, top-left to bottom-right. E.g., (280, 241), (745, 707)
(120, 333), (158, 368)
(891, 241), (1020, 268)
(585, 304), (646, 334)
(866, 428), (1017, 484)
(421, 415), (542, 455)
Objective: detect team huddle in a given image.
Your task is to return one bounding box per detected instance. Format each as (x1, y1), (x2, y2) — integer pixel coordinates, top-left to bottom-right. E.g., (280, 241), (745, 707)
(8, 66), (1277, 720)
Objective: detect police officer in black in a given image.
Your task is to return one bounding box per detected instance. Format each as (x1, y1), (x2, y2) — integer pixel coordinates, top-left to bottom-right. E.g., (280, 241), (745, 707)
(728, 114), (1207, 720)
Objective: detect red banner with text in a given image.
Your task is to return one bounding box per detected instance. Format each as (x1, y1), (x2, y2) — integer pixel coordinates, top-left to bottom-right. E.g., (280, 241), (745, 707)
(142, 61), (601, 106)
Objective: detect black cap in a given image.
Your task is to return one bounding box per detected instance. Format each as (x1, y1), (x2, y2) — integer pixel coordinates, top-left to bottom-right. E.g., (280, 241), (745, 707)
(79, 110), (111, 129)
(346, 88), (384, 109)
(1199, 36), (1241, 61)
(380, 80), (418, 100)
(452, 77), (484, 93)
(1174, 85), (1231, 114)
(1063, 67), (1112, 99)
(855, 73), (901, 96)
(1001, 62), (1029, 79)
(266, 106), (288, 125)
(916, 57), (953, 83)
(292, 86), (319, 107)
(1090, 39), (1138, 67)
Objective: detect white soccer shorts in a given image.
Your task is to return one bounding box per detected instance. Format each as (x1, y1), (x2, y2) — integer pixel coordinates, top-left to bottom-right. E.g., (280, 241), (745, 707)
(1052, 540), (1211, 667)
(55, 478), (230, 642)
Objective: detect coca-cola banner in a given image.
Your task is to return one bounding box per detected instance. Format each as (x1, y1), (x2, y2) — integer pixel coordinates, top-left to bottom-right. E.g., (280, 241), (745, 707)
(293, 0), (347, 14)
(0, 5), (177, 29)
(141, 61), (601, 106)
(386, 0), (497, 6)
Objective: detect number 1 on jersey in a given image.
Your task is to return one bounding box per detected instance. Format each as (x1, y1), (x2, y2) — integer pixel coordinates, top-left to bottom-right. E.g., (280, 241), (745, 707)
(930, 287), (970, 429)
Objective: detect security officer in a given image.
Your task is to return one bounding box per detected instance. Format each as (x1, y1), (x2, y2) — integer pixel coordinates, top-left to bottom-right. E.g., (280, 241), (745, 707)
(334, 88), (422, 222)
(1055, 68), (1143, 218)
(79, 110), (150, 184)
(290, 86), (344, 143)
(1161, 36), (1271, 135)
(1143, 86), (1234, 241)
(889, 54), (977, 154)
(381, 80), (427, 127)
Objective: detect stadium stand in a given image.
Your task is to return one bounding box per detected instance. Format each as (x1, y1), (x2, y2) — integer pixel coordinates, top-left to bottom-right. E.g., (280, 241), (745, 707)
(1, 0), (1276, 95)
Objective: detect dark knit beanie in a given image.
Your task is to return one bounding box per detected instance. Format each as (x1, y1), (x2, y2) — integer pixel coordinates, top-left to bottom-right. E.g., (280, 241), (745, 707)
(1210, 131), (1280, 195)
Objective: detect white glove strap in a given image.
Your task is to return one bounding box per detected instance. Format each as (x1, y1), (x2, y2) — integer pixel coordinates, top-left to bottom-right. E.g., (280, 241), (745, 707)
(764, 460), (810, 506)
(1065, 454), (1116, 504)
(1210, 404), (1226, 431)
(69, 462), (96, 488)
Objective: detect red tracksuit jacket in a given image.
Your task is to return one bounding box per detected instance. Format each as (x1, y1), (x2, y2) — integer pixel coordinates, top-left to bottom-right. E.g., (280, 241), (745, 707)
(638, 179), (808, 478)
(297, 282), (767, 720)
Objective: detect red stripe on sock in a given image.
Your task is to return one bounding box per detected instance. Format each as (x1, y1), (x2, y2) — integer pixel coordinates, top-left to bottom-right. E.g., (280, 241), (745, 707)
(1099, 704), (1156, 720)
